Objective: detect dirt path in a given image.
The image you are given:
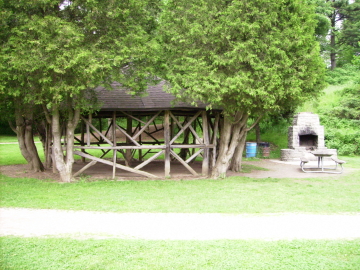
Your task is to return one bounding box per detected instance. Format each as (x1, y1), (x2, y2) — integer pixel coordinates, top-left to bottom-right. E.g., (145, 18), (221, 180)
(1, 208), (360, 240)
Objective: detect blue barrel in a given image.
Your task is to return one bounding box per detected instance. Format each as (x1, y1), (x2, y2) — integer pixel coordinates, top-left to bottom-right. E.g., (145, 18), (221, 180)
(246, 142), (257, 158)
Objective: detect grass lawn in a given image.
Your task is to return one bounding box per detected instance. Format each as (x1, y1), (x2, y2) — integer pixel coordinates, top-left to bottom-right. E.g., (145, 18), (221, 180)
(1, 168), (360, 213)
(1, 134), (360, 214)
(1, 135), (360, 269)
(0, 138), (182, 166)
(0, 143), (44, 166)
(1, 237), (359, 270)
(0, 136), (20, 143)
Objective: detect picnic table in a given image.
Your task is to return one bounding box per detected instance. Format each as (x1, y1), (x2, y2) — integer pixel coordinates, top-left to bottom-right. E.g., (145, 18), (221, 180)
(300, 150), (345, 174)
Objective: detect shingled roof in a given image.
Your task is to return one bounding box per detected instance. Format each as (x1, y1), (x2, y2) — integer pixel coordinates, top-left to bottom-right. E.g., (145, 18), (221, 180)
(95, 81), (209, 112)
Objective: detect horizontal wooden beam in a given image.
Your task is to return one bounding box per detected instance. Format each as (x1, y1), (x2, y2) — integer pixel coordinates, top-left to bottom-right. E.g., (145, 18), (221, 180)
(75, 145), (166, 150)
(74, 144), (215, 150)
(171, 144), (215, 148)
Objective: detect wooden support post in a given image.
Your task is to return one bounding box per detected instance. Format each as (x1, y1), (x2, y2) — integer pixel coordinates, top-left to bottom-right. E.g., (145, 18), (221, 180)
(164, 110), (171, 177)
(86, 114), (91, 146)
(125, 115), (132, 166)
(80, 119), (85, 163)
(99, 118), (102, 142)
(107, 119), (112, 140)
(170, 116), (175, 140)
(112, 111), (117, 179)
(192, 119), (197, 155)
(202, 111), (209, 176)
(138, 121), (143, 162)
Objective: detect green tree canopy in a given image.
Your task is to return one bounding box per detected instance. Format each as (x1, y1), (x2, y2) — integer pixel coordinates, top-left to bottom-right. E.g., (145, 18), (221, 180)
(0, 0), (159, 181)
(158, 0), (326, 177)
(159, 0), (325, 116)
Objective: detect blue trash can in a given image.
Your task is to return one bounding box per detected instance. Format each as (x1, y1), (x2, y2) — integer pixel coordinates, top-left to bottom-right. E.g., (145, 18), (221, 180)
(246, 142), (257, 158)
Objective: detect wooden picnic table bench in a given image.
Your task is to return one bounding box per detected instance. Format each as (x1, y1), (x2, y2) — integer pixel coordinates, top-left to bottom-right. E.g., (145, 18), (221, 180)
(300, 153), (345, 174)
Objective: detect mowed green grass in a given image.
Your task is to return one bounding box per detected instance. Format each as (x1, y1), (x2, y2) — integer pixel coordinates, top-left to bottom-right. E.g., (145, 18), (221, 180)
(0, 139), (169, 165)
(1, 135), (360, 269)
(1, 237), (359, 270)
(1, 168), (360, 213)
(0, 142), (44, 166)
(1, 135), (360, 214)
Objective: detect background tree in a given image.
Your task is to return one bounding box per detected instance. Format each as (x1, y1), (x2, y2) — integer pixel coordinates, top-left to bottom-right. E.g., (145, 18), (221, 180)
(338, 0), (360, 65)
(314, 0), (360, 69)
(327, 0), (349, 69)
(0, 4), (46, 171)
(331, 51), (360, 121)
(0, 0), (159, 182)
(0, 94), (45, 172)
(159, 0), (326, 178)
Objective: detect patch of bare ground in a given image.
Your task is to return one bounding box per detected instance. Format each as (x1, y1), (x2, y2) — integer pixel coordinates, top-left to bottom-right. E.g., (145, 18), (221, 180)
(0, 164), (61, 181)
(1, 159), (356, 182)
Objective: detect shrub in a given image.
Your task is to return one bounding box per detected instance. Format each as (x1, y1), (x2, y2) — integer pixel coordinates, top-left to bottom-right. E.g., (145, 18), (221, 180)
(321, 115), (360, 155)
(325, 64), (358, 85)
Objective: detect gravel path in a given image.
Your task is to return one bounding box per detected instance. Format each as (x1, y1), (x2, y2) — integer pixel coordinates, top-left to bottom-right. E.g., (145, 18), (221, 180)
(1, 208), (360, 240)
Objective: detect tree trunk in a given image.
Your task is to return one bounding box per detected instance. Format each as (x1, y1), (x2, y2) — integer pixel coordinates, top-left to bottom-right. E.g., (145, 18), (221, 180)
(229, 129), (247, 172)
(229, 116), (262, 172)
(52, 102), (80, 182)
(330, 31), (336, 70)
(211, 112), (248, 178)
(12, 101), (44, 172)
(255, 123), (261, 144)
(330, 9), (337, 70)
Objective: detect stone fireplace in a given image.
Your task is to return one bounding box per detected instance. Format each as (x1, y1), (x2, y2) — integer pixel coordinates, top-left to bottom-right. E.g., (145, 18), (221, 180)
(281, 112), (337, 161)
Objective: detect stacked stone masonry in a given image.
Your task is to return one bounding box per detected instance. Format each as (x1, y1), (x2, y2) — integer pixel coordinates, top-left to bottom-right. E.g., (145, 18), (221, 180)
(281, 112), (337, 161)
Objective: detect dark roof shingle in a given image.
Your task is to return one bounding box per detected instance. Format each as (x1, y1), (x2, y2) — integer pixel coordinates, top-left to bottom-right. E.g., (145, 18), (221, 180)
(96, 81), (208, 111)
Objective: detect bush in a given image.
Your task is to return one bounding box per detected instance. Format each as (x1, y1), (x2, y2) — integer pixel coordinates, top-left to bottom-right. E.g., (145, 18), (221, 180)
(330, 84), (360, 121)
(325, 64), (359, 85)
(322, 117), (360, 155)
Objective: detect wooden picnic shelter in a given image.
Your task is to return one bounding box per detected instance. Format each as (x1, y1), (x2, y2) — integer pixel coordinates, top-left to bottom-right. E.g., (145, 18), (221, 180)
(73, 81), (222, 179)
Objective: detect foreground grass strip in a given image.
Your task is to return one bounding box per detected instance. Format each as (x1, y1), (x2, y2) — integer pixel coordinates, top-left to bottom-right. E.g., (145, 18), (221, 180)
(1, 173), (360, 213)
(1, 237), (359, 270)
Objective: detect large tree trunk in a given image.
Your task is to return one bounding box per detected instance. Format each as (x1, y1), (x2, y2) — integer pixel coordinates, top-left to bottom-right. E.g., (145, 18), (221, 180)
(229, 129), (247, 172)
(229, 116), (262, 172)
(51, 102), (80, 182)
(211, 112), (248, 178)
(11, 101), (44, 172)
